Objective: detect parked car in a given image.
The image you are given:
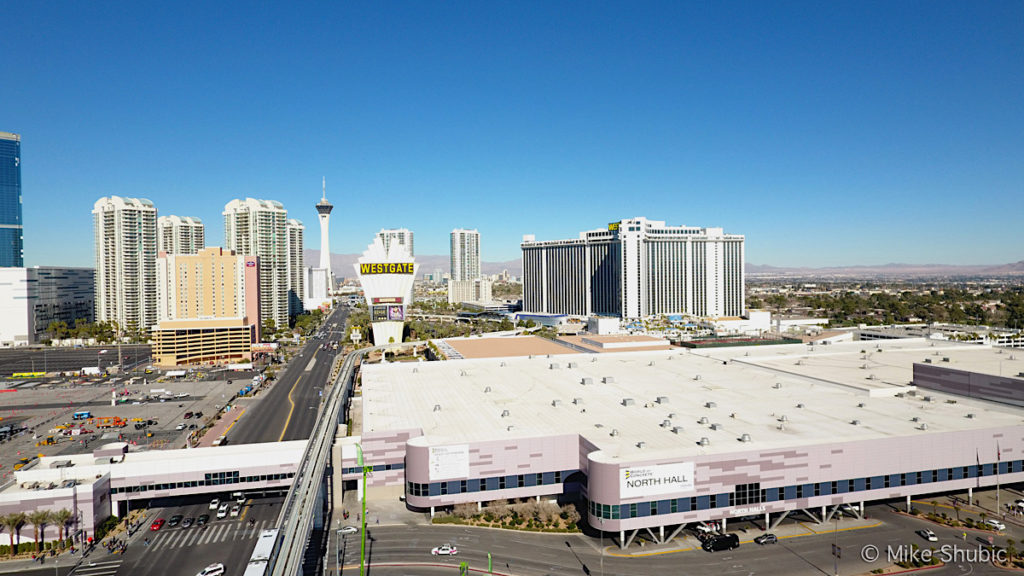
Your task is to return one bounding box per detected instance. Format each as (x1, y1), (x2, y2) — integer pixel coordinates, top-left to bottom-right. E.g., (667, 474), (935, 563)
(175, 423), (186, 431)
(232, 491), (246, 504)
(917, 529), (938, 542)
(182, 517), (195, 528)
(196, 563), (225, 576)
(230, 504), (241, 517)
(754, 533), (778, 545)
(184, 412), (194, 419)
(209, 499), (220, 510)
(217, 503), (230, 519)
(197, 514), (210, 526)
(168, 514), (183, 527)
(431, 544), (458, 556)
(702, 533), (740, 552)
(150, 518), (165, 531)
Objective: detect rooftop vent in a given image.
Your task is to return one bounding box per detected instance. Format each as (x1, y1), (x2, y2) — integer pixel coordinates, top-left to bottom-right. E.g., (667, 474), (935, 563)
(858, 403), (866, 408)
(507, 425), (515, 431)
(698, 416), (710, 425)
(705, 401), (717, 409)
(795, 359), (804, 366)
(550, 363), (560, 370)
(694, 374), (702, 381)
(484, 386), (492, 393)
(460, 370), (467, 376)
(919, 423), (929, 430)
(773, 382), (782, 389)
(501, 410), (510, 418)
(610, 429), (619, 437)
(730, 412), (737, 419)
(551, 400), (562, 407)
(851, 419), (861, 425)
(861, 363), (869, 369)
(581, 377), (593, 385)
(413, 367), (419, 373)
(942, 357), (950, 363)
(867, 374), (876, 380)
(573, 397), (584, 405)
(656, 396), (670, 404)
(672, 426), (685, 434)
(710, 423), (722, 431)
(637, 441), (646, 449)
(622, 398), (635, 407)
(911, 416), (920, 422)
(699, 437), (710, 446)
(895, 393), (906, 398)
(668, 412), (678, 419)
(779, 414), (789, 422)
(500, 361), (506, 367)
(924, 358), (932, 364)
(649, 361), (656, 366)
(740, 433), (752, 443)
(603, 376), (615, 384)
(966, 413), (976, 419)
(923, 396), (934, 403)
(661, 420), (672, 428)
(433, 404), (442, 412)
(568, 362), (577, 369)
(796, 403), (805, 409)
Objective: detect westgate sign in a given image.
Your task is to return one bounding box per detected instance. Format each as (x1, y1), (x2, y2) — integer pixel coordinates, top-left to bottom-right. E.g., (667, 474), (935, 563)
(620, 462), (695, 499)
(359, 262), (414, 275)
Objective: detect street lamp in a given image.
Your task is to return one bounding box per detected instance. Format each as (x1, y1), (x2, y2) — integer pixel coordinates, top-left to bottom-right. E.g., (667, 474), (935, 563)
(355, 443), (372, 576)
(599, 516), (604, 576)
(834, 509), (842, 576)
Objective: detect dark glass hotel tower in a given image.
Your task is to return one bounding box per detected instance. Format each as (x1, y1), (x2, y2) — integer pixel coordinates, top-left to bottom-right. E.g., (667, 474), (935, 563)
(0, 132), (23, 267)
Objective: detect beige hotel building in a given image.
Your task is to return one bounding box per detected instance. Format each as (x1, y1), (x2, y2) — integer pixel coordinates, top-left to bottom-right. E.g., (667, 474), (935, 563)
(151, 247), (261, 366)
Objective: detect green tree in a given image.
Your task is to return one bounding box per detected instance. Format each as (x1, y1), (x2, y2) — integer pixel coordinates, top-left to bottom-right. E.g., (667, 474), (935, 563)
(2, 512), (27, 558)
(28, 510), (51, 553)
(53, 509), (72, 549)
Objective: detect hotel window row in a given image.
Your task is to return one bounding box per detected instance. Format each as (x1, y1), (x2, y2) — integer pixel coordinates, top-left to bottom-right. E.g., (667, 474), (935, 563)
(407, 469), (578, 498)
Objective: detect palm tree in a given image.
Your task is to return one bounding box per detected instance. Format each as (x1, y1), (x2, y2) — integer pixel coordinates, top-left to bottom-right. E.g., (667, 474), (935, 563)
(28, 510), (51, 553)
(53, 509), (73, 549)
(2, 512), (27, 558)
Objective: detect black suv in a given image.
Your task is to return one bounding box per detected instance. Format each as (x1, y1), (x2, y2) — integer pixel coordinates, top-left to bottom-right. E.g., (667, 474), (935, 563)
(702, 533), (740, 552)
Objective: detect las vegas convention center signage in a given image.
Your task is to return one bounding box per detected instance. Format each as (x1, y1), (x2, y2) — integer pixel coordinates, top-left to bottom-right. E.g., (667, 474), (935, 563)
(620, 462), (695, 499)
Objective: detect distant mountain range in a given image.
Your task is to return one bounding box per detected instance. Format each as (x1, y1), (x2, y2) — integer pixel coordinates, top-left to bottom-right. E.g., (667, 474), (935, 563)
(745, 261), (1024, 278)
(308, 250), (1024, 279)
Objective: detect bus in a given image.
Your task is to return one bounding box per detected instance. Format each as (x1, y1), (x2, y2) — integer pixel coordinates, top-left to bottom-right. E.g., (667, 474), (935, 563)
(72, 411), (93, 420)
(243, 529), (280, 576)
(12, 372), (46, 378)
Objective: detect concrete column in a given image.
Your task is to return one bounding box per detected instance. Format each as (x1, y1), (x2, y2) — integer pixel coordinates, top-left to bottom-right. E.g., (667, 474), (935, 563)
(969, 487), (974, 505)
(478, 502), (483, 512)
(765, 512), (770, 529)
(821, 505), (826, 524)
(721, 517), (727, 532)
(906, 495), (911, 512)
(430, 506), (435, 518)
(659, 525), (664, 543)
(536, 495), (540, 503)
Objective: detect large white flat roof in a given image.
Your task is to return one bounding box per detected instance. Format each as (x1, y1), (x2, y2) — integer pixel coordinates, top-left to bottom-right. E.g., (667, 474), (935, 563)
(361, 339), (1024, 464)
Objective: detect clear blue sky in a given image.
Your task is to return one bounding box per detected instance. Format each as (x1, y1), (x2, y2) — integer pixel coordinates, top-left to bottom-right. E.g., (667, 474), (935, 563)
(3, 1), (1022, 268)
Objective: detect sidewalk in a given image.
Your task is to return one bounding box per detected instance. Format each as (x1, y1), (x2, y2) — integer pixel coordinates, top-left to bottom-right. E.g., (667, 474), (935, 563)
(194, 406), (246, 447)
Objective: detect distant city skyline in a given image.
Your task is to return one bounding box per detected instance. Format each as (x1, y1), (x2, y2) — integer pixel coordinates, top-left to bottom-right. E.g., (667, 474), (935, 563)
(3, 3), (1022, 269)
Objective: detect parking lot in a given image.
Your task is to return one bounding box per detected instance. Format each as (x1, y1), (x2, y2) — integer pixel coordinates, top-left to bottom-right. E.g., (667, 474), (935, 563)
(0, 345), (151, 377)
(0, 373), (258, 483)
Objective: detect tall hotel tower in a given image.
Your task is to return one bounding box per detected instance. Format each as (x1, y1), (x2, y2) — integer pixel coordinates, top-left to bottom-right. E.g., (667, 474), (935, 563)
(0, 132), (23, 267)
(376, 228), (414, 257)
(522, 217), (745, 319)
(157, 215), (205, 255)
(93, 196), (159, 331)
(223, 198), (295, 331)
(450, 228), (481, 282)
(315, 178), (333, 280)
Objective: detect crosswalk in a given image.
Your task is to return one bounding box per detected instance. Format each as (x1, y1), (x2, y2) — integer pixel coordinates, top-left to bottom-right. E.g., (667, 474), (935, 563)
(71, 559), (122, 576)
(144, 518), (274, 552)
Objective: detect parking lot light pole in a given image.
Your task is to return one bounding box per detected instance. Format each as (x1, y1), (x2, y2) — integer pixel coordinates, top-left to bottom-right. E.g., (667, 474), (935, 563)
(356, 443), (371, 576)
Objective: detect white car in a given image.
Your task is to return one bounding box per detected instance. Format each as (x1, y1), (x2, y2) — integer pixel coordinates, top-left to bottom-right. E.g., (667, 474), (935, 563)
(230, 504), (241, 517)
(986, 519), (1006, 531)
(196, 564), (225, 576)
(917, 529), (938, 542)
(339, 525), (358, 535)
(431, 544), (458, 556)
(209, 499), (220, 510)
(232, 491), (246, 504)
(217, 503), (229, 519)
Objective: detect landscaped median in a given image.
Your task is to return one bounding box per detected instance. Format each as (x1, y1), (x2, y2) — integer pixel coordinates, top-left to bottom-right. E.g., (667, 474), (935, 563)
(431, 500), (581, 533)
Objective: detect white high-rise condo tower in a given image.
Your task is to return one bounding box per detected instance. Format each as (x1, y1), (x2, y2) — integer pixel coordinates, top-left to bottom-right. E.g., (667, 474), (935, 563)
(316, 177), (333, 280)
(93, 196), (158, 331)
(450, 228), (481, 282)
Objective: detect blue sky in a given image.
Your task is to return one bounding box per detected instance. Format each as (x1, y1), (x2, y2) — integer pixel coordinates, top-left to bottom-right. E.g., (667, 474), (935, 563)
(3, 2), (1021, 268)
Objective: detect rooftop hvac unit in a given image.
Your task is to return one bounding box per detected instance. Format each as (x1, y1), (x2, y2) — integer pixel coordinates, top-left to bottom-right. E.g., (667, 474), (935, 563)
(500, 361), (506, 367)
(603, 376), (615, 384)
(656, 396), (670, 404)
(705, 401), (717, 409)
(851, 419), (861, 425)
(710, 423), (722, 431)
(779, 414), (789, 422)
(622, 398), (635, 407)
(568, 362), (577, 369)
(911, 416), (920, 422)
(740, 433), (752, 443)
(694, 374), (702, 381)
(547, 354), (553, 358)
(507, 425), (515, 431)
(966, 413), (976, 419)
(923, 396), (934, 402)
(501, 410), (510, 417)
(460, 370), (467, 376)
(919, 423), (929, 430)
(861, 363), (869, 369)
(433, 405), (442, 412)
(857, 403), (866, 408)
(924, 358), (932, 364)
(581, 377), (593, 385)
(699, 437), (710, 446)
(796, 403), (805, 409)
(773, 382), (782, 389)
(610, 429), (619, 437)
(413, 367), (418, 373)
(550, 363), (560, 370)
(551, 400), (562, 407)
(672, 426), (685, 434)
(698, 416), (709, 425)
(942, 357), (950, 362)
(668, 412), (678, 419)
(484, 386), (492, 393)
(867, 374), (876, 380)
(661, 420), (671, 428)
(636, 441), (646, 449)
(573, 398), (584, 405)
(649, 361), (656, 367)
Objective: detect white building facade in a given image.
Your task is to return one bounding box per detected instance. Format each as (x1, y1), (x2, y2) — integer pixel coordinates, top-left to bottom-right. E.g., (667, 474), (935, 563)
(447, 278), (493, 305)
(0, 267), (94, 345)
(521, 217), (744, 320)
(93, 196), (158, 331)
(450, 228), (480, 282)
(157, 215), (205, 255)
(377, 228), (415, 257)
(223, 198), (293, 330)
(287, 219), (305, 318)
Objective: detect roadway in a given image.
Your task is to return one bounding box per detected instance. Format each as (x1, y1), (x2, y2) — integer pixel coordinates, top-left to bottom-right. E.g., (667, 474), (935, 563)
(230, 307), (349, 444)
(334, 503), (1014, 576)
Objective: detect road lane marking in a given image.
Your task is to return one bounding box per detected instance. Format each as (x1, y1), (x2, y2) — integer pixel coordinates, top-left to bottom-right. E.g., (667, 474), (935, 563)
(278, 348), (318, 441)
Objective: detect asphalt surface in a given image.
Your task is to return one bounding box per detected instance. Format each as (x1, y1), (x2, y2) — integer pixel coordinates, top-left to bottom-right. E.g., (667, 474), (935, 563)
(0, 345), (152, 376)
(230, 307), (349, 444)
(334, 503), (1016, 576)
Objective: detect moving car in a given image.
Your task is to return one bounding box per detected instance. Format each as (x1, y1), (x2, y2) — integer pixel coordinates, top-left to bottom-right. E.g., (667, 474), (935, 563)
(701, 533), (740, 552)
(217, 503), (230, 519)
(339, 525), (358, 535)
(754, 533), (778, 545)
(168, 514), (183, 527)
(986, 519), (1006, 531)
(431, 544), (458, 556)
(917, 529), (938, 542)
(196, 564), (225, 576)
(150, 518), (165, 531)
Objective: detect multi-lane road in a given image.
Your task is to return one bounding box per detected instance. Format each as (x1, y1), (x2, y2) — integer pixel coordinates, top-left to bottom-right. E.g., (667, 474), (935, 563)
(230, 307), (349, 444)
